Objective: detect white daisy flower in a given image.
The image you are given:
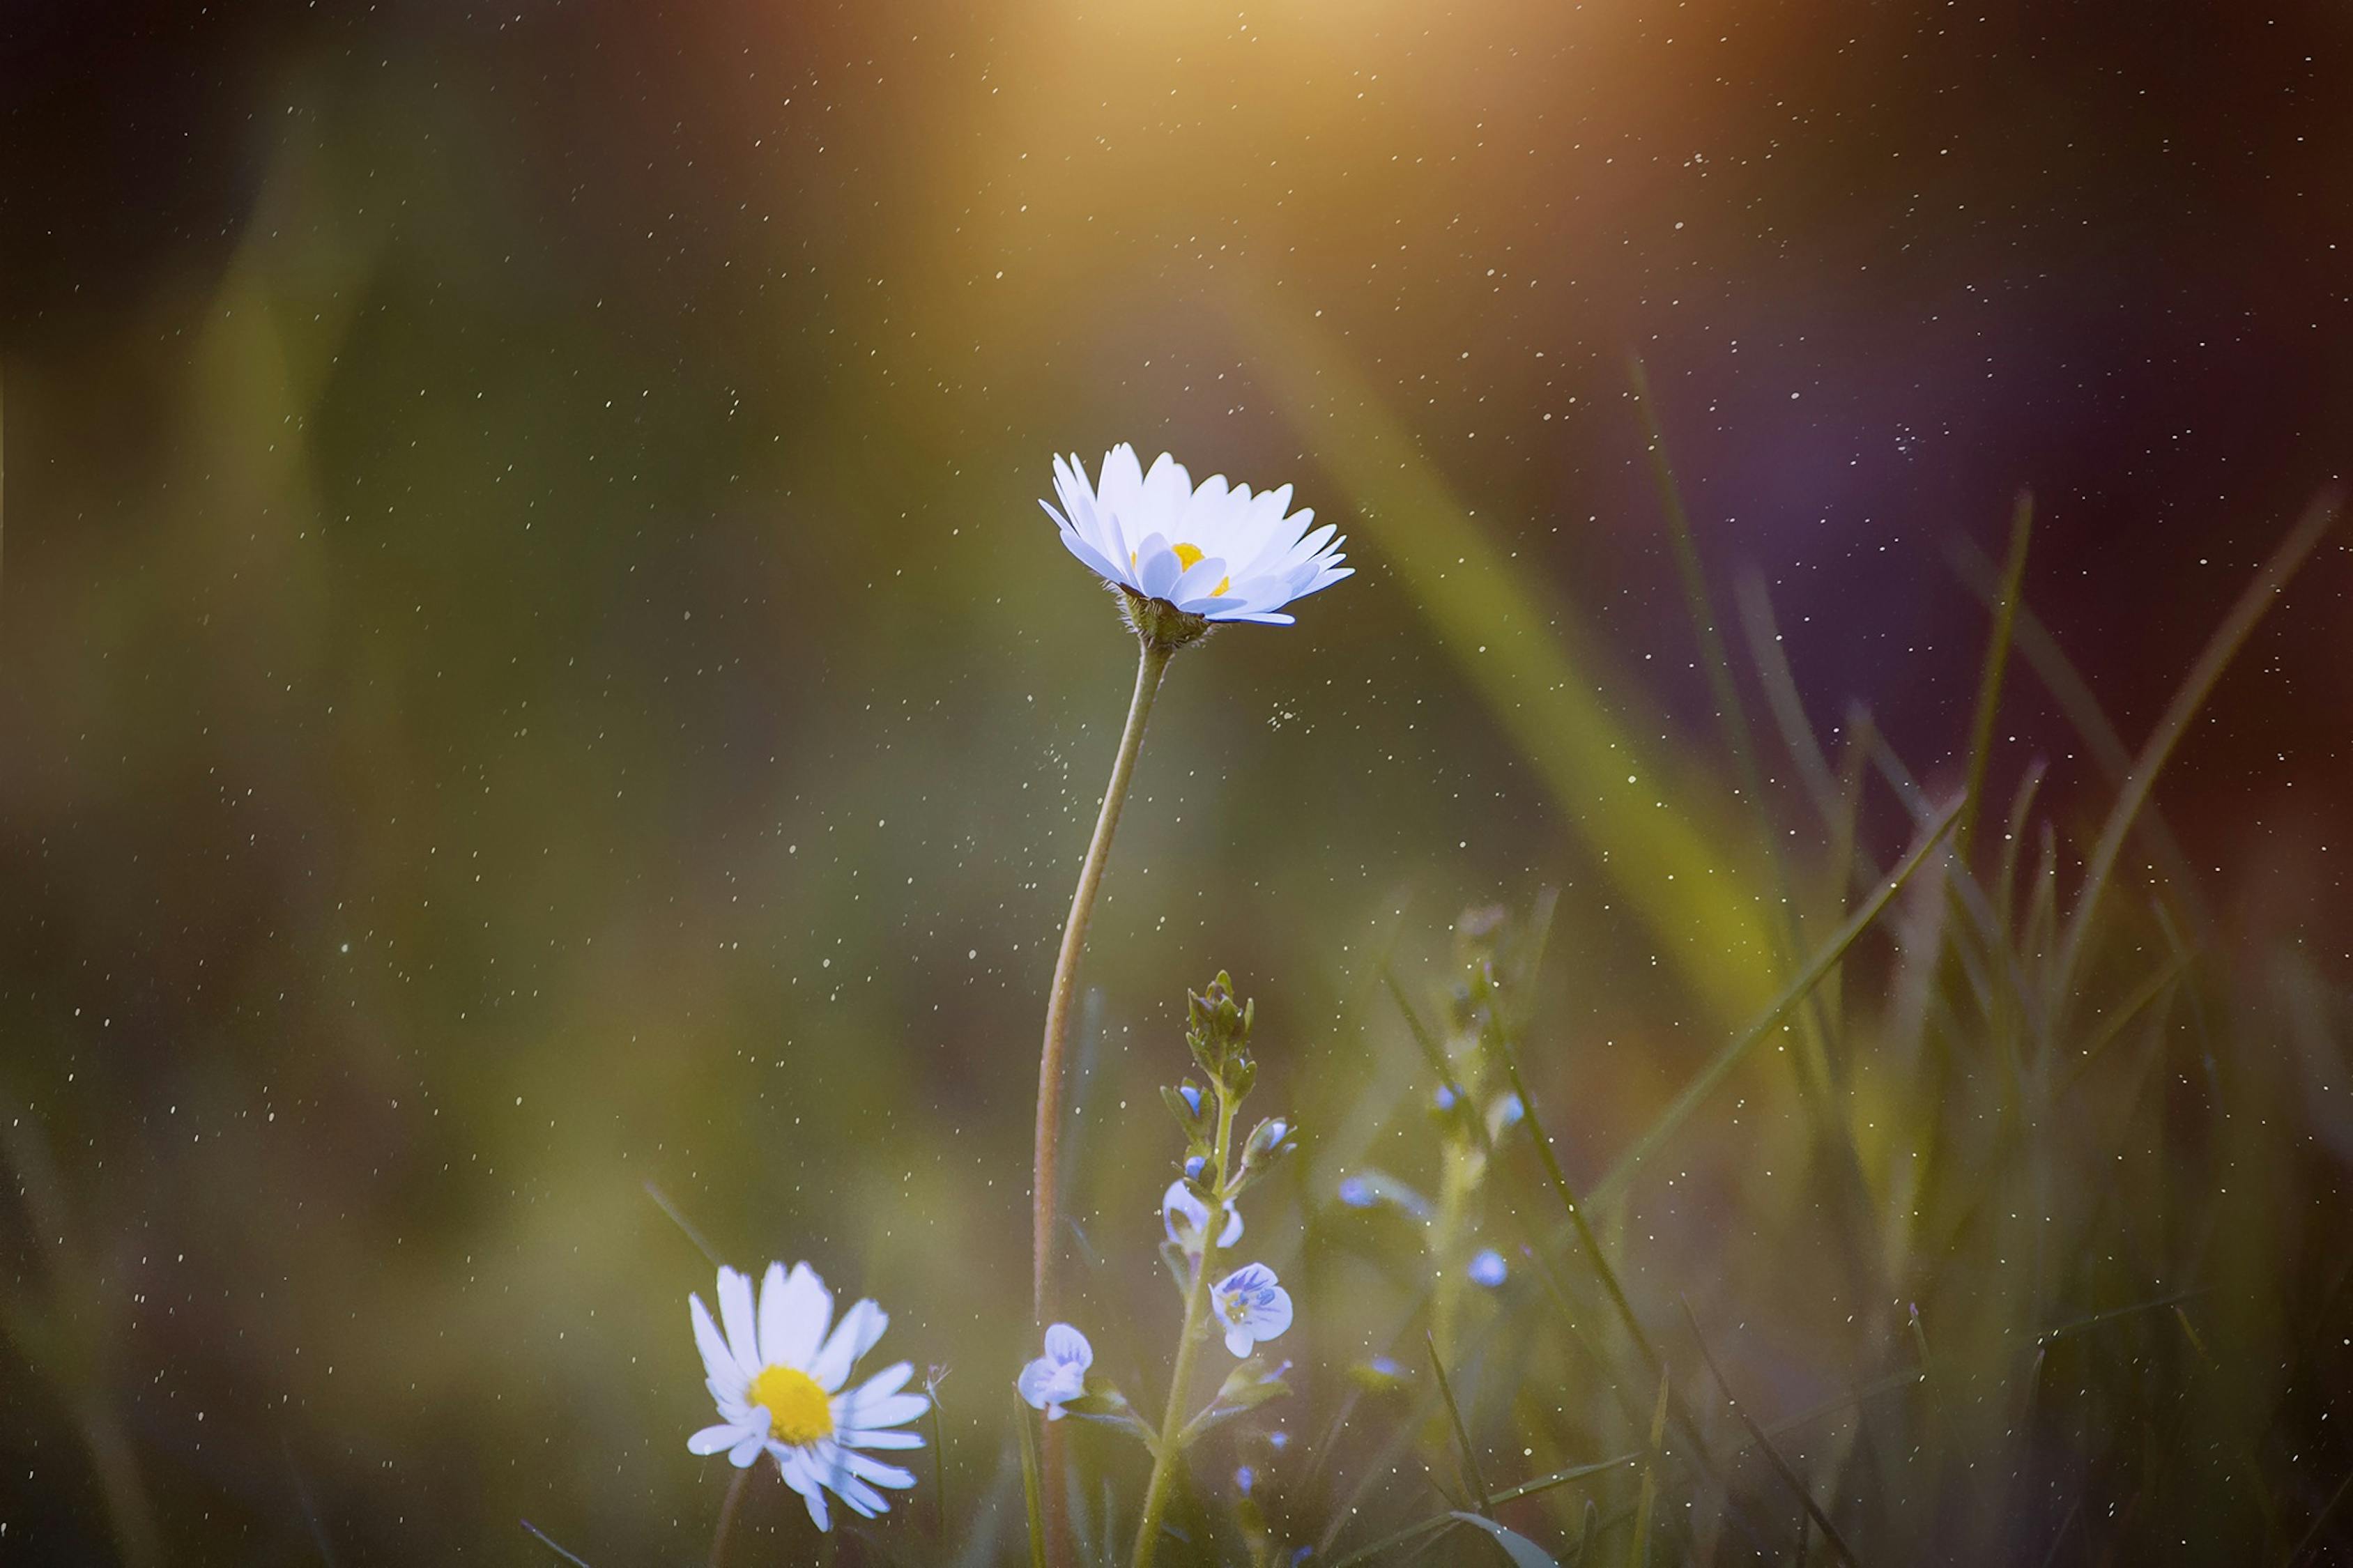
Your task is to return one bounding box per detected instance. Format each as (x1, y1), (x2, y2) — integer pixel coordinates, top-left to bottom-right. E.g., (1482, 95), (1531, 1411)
(1162, 1178), (1244, 1254)
(1043, 444), (1352, 625)
(1015, 1323), (1094, 1420)
(1211, 1263), (1294, 1358)
(687, 1262), (928, 1532)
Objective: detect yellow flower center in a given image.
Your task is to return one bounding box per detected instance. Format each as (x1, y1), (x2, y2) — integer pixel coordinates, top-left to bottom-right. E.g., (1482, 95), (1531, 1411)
(1169, 542), (1232, 597)
(748, 1364), (834, 1446)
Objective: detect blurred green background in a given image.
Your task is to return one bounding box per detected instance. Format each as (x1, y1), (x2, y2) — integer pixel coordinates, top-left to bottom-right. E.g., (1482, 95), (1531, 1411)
(2, 0), (2350, 1562)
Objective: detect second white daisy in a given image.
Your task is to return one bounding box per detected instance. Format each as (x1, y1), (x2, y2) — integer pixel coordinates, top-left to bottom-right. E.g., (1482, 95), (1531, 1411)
(687, 1261), (927, 1532)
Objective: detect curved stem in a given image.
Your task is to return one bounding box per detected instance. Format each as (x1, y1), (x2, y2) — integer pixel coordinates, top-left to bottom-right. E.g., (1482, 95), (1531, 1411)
(709, 1465), (750, 1568)
(1130, 1081), (1236, 1568)
(1033, 636), (1172, 1323)
(1033, 636), (1172, 1568)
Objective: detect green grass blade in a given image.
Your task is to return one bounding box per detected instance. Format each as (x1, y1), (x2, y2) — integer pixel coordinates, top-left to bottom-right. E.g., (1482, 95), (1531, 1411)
(1243, 295), (1779, 1026)
(521, 1520), (597, 1568)
(1955, 491), (2034, 859)
(1625, 1369), (1671, 1568)
(1016, 1399), (1048, 1568)
(2051, 490), (2339, 1006)
(1594, 797), (1963, 1206)
(1429, 1330), (1495, 1515)
(1678, 1299), (1865, 1568)
(1452, 1511), (1565, 1567)
(1734, 570), (1841, 829)
(1630, 355), (1769, 812)
(1950, 540), (2213, 945)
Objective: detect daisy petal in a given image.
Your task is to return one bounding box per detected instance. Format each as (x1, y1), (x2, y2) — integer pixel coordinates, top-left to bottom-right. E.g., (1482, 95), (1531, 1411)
(810, 1298), (888, 1391)
(848, 1360), (915, 1405)
(717, 1267), (762, 1382)
(727, 1424), (768, 1468)
(772, 1262), (831, 1371)
(689, 1422), (745, 1456)
(756, 1261), (794, 1369)
(691, 1295), (739, 1392)
(842, 1390), (928, 1431)
(778, 1451), (831, 1531)
(838, 1450), (917, 1490)
(840, 1425), (926, 1449)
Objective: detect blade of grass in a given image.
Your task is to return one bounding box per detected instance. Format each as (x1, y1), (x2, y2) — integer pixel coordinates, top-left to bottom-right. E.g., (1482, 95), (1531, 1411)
(1954, 491), (2034, 859)
(1950, 541), (2212, 946)
(1994, 758), (2049, 941)
(1632, 365), (1850, 1157)
(1382, 964), (1472, 1105)
(2052, 491), (2340, 1010)
(1626, 1370), (1671, 1568)
(1017, 1397), (1049, 1568)
(1450, 1512), (1566, 1567)
(2032, 1286), (2211, 1350)
(523, 1520), (597, 1568)
(1734, 571), (1842, 828)
(1678, 1299), (1864, 1568)
(2057, 957), (2186, 1098)
(644, 1181), (723, 1268)
(1243, 291), (1779, 1026)
(1593, 797), (1963, 1206)
(1327, 1457), (1637, 1568)
(926, 1369), (951, 1544)
(2280, 1461), (2353, 1568)
(1630, 355), (1770, 811)
(1429, 1330), (1494, 1516)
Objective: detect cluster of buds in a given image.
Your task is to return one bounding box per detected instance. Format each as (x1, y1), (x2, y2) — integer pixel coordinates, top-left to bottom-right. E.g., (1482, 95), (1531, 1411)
(1163, 973), (1298, 1218)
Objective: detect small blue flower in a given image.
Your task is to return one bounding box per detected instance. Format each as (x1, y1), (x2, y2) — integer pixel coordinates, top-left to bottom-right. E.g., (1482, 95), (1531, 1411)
(1268, 1429), (1290, 1450)
(1494, 1093), (1524, 1127)
(1337, 1176), (1375, 1208)
(1368, 1355), (1403, 1378)
(1211, 1263), (1295, 1358)
(1177, 1083), (1204, 1117)
(1183, 1154), (1207, 1181)
(1432, 1085), (1459, 1111)
(1016, 1323), (1094, 1420)
(1467, 1248), (1509, 1288)
(1234, 1464), (1256, 1496)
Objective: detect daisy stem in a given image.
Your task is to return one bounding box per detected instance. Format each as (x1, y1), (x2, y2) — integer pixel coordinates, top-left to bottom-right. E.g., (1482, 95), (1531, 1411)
(1130, 1079), (1234, 1568)
(707, 1467), (749, 1568)
(1033, 636), (1173, 1322)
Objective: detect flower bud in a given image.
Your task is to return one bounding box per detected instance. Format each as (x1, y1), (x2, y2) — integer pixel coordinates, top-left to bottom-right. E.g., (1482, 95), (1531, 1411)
(1242, 1116), (1295, 1168)
(1161, 1081), (1211, 1139)
(1186, 971), (1255, 1082)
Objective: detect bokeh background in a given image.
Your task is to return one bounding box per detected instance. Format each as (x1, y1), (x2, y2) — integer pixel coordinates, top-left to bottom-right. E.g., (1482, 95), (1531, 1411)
(2, 0), (2349, 1562)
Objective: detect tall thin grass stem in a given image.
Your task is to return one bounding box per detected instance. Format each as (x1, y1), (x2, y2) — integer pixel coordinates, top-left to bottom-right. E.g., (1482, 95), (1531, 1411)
(1954, 491), (2034, 859)
(2051, 492), (2337, 1013)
